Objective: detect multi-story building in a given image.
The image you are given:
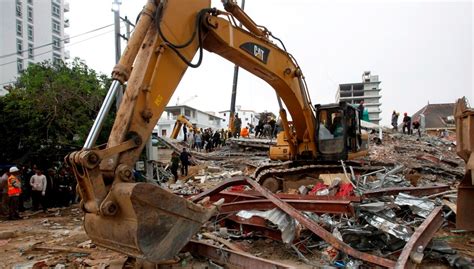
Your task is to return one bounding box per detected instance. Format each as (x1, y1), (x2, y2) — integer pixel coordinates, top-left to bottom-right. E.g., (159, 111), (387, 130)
(335, 71), (382, 125)
(155, 105), (225, 139)
(218, 106), (259, 129)
(0, 0), (70, 95)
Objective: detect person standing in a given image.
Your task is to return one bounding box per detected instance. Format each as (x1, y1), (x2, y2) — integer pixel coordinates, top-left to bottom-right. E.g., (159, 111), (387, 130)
(30, 169), (47, 212)
(45, 168), (56, 208)
(7, 166), (22, 220)
(179, 148), (191, 177)
(263, 121), (272, 138)
(169, 152), (180, 183)
(0, 169), (9, 216)
(402, 113), (412, 135)
(357, 101), (365, 120)
(195, 132), (202, 152)
(391, 111), (399, 131)
(213, 130), (221, 147)
(234, 114), (242, 138)
(413, 120), (421, 138)
(220, 128), (227, 146)
(183, 125), (188, 142)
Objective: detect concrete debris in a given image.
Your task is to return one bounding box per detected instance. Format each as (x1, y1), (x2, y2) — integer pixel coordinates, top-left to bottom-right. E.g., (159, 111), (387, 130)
(1, 131), (472, 268)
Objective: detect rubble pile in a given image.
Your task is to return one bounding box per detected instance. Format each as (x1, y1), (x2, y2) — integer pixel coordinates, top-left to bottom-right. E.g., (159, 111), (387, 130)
(1, 132), (473, 268)
(367, 133), (464, 186)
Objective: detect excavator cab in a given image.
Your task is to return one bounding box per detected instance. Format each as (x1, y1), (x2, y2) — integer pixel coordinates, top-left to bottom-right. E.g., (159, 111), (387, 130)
(315, 102), (364, 161)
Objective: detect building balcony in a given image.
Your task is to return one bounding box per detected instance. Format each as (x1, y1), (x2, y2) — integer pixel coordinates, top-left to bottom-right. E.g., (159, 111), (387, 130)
(64, 50), (70, 59)
(365, 102), (382, 107)
(64, 2), (70, 12)
(64, 19), (70, 28)
(64, 34), (70, 43)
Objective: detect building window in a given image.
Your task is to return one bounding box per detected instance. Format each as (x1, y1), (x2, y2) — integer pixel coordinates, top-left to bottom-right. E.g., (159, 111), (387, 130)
(27, 6), (33, 22)
(17, 39), (23, 55)
(52, 36), (61, 51)
(52, 3), (60, 18)
(16, 0), (22, 17)
(52, 53), (61, 65)
(28, 43), (34, 59)
(27, 24), (33, 41)
(16, 20), (23, 36)
(17, 58), (24, 73)
(161, 129), (167, 136)
(28, 0), (32, 4)
(52, 19), (60, 34)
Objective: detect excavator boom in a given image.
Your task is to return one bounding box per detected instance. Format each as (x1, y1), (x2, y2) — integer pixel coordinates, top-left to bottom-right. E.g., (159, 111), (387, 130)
(66, 0), (366, 263)
(170, 114), (196, 139)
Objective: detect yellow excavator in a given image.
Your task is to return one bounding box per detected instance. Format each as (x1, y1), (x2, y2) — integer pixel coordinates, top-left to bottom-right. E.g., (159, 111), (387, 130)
(66, 0), (368, 263)
(170, 114), (197, 139)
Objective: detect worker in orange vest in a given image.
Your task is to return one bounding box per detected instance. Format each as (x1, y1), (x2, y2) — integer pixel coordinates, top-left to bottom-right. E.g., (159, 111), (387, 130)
(240, 126), (250, 138)
(7, 166), (22, 220)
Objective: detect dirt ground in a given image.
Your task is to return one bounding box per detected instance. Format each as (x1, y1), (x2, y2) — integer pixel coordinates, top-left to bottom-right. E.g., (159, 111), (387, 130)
(0, 206), (127, 268)
(0, 206), (315, 268)
(1, 132), (473, 268)
(1, 204), (472, 268)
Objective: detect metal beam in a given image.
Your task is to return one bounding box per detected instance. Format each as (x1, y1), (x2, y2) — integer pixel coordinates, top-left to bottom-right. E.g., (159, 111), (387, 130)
(362, 185), (450, 199)
(395, 206), (444, 269)
(242, 176), (396, 268)
(220, 199), (354, 215)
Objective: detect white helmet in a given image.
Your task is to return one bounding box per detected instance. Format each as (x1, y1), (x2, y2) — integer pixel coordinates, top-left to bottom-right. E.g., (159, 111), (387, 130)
(9, 166), (19, 173)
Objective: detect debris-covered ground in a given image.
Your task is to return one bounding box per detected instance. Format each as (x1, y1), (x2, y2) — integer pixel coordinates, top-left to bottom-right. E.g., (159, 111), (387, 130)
(1, 132), (473, 268)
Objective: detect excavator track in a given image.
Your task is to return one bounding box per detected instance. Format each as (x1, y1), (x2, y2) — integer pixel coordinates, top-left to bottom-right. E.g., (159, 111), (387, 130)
(254, 161), (387, 192)
(252, 160), (293, 178)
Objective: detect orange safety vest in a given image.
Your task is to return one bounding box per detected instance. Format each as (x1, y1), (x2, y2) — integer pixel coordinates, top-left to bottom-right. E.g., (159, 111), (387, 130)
(7, 175), (21, 197)
(240, 128), (249, 137)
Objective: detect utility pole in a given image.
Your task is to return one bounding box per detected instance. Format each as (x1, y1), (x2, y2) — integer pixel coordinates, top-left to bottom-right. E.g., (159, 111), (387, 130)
(119, 16), (134, 41)
(112, 0), (122, 110)
(228, 0), (245, 135)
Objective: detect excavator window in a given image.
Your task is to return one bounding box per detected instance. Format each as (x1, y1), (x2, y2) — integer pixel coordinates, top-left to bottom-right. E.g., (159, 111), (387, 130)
(317, 108), (346, 158)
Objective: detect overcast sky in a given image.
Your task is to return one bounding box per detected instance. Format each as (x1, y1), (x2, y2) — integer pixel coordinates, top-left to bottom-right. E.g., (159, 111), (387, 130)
(68, 0), (473, 126)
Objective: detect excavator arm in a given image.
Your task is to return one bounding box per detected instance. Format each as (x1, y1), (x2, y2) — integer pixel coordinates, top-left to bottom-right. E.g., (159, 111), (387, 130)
(66, 0), (319, 263)
(170, 114), (196, 139)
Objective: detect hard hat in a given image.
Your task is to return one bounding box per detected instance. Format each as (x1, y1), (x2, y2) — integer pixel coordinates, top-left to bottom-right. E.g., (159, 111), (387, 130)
(9, 166), (19, 173)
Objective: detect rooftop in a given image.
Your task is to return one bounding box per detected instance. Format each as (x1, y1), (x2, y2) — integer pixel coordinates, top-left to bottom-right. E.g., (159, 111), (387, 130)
(165, 105), (224, 120)
(411, 103), (456, 129)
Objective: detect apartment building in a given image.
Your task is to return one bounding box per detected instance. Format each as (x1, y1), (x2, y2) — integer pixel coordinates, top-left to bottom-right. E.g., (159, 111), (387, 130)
(218, 106), (260, 129)
(0, 0), (70, 95)
(155, 105), (225, 139)
(336, 71), (382, 125)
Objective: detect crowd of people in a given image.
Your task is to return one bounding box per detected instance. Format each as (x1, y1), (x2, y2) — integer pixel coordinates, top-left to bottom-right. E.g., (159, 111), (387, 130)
(185, 127), (229, 153)
(0, 164), (76, 220)
(391, 110), (427, 137)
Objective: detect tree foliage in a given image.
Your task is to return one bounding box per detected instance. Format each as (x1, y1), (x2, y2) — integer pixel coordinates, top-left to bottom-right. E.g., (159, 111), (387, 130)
(0, 58), (113, 164)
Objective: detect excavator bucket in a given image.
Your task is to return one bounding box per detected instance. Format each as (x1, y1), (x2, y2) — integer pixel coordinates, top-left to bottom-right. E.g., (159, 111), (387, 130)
(83, 182), (218, 262)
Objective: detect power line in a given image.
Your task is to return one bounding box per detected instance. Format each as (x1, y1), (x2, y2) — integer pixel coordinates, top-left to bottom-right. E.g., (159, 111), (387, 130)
(0, 24), (114, 60)
(0, 27), (117, 68)
(0, 28), (116, 87)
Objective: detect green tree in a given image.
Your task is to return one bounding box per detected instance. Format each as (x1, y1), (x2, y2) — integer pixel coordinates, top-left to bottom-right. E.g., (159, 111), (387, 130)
(0, 58), (113, 164)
